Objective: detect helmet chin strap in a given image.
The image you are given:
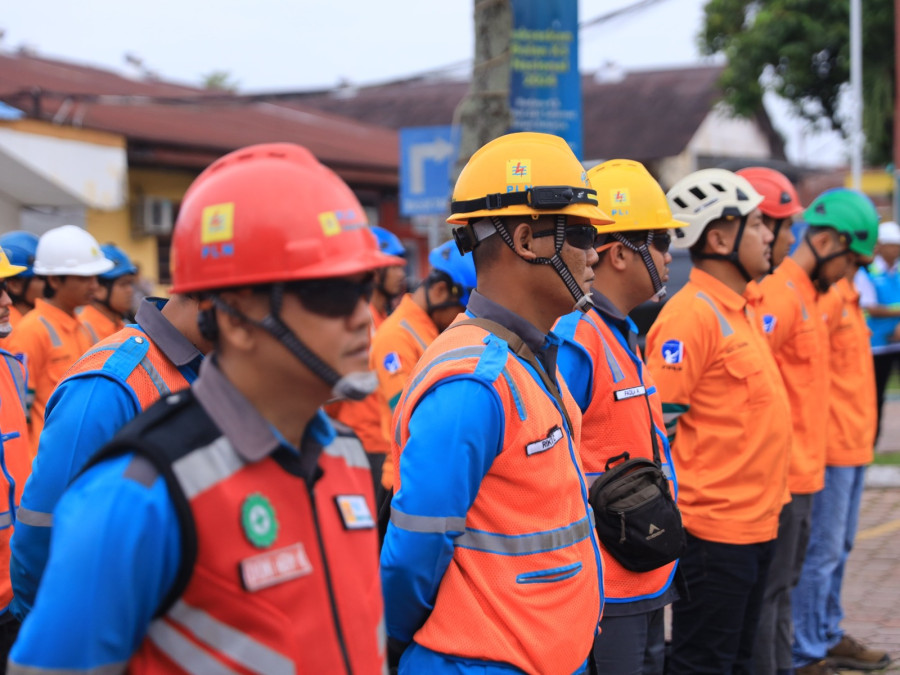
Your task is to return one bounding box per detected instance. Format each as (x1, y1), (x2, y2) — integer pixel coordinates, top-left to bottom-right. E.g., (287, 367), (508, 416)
(490, 215), (594, 313)
(693, 214), (755, 282)
(214, 285), (377, 402)
(611, 232), (667, 301)
(804, 231), (849, 293)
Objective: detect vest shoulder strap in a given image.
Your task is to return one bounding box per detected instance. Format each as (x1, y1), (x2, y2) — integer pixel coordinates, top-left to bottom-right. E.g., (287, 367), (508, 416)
(81, 390), (219, 618)
(0, 350), (27, 415)
(101, 334), (152, 381)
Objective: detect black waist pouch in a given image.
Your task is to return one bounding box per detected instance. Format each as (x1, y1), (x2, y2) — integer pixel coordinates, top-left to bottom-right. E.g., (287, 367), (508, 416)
(588, 453), (686, 573)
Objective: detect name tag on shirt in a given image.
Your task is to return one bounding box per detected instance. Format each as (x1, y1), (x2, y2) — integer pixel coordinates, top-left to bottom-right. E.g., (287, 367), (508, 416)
(240, 542), (313, 592)
(335, 495), (375, 530)
(525, 426), (564, 456)
(614, 385), (646, 401)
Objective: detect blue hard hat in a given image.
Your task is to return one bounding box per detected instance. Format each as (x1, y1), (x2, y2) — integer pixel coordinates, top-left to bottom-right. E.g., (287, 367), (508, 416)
(370, 226), (406, 258)
(99, 243), (138, 281)
(428, 240), (477, 306)
(0, 231), (39, 278)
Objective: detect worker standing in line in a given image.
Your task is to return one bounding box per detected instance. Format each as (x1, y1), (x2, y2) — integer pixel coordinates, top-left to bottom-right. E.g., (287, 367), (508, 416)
(324, 224), (407, 505)
(0, 231), (44, 332)
(758, 188), (868, 675)
(9, 292), (210, 621)
(371, 239), (476, 495)
(645, 168), (791, 674)
(737, 166), (805, 675)
(9, 142), (399, 674)
(77, 243), (138, 344)
(0, 250), (34, 664)
(853, 220), (900, 441)
(555, 159), (686, 673)
(381, 132), (613, 674)
(6, 225), (112, 455)
(790, 192), (890, 674)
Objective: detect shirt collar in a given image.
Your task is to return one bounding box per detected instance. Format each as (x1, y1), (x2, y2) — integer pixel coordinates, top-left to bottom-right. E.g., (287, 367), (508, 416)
(192, 357), (336, 465)
(688, 268), (750, 312)
(777, 257), (818, 299)
(135, 298), (203, 369)
(466, 290), (549, 355)
(35, 298), (83, 330)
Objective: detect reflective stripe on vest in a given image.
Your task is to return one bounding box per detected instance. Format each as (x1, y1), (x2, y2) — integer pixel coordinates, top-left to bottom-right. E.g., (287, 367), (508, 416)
(150, 599), (296, 675)
(0, 512), (11, 528)
(390, 506), (466, 534)
(455, 514), (592, 555)
(323, 435), (369, 469)
(786, 281), (810, 320)
(83, 321), (100, 345)
(399, 319), (428, 351)
(172, 437), (244, 500)
(582, 312), (626, 383)
(2, 353), (27, 417)
(37, 316), (62, 348)
(147, 619), (240, 675)
(696, 292), (735, 337)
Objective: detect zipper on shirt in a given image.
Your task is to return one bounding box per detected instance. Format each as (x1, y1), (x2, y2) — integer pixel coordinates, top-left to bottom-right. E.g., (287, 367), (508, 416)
(307, 483), (353, 675)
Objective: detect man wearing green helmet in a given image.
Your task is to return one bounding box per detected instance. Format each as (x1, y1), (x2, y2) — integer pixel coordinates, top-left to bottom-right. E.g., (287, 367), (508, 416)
(790, 190), (890, 674)
(759, 188), (879, 675)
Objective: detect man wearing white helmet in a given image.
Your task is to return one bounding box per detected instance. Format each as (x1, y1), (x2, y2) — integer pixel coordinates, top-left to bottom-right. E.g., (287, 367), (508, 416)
(645, 168), (791, 674)
(6, 225), (112, 454)
(854, 220), (900, 441)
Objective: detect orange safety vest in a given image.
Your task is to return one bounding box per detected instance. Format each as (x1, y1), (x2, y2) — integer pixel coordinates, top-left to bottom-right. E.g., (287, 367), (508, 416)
(393, 321), (602, 675)
(575, 310), (678, 602)
(62, 327), (192, 410)
(0, 349), (31, 610)
(93, 392), (385, 675)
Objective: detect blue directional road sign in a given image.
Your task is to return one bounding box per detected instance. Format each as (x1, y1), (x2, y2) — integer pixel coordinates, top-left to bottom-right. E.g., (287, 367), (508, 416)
(399, 126), (460, 217)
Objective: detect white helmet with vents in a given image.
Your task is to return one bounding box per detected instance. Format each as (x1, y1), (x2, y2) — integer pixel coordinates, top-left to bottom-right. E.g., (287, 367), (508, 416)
(666, 169), (763, 249)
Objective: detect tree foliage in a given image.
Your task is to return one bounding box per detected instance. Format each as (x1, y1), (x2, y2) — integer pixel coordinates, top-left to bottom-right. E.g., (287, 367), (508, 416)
(700, 0), (895, 164)
(202, 70), (240, 93)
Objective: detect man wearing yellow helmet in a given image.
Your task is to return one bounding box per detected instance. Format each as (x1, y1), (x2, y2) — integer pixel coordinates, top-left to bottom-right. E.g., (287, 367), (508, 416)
(381, 132), (615, 674)
(555, 159), (685, 673)
(0, 249), (32, 662)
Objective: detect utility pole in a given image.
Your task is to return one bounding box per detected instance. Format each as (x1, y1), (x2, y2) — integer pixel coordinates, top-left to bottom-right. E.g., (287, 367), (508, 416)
(453, 0), (512, 181)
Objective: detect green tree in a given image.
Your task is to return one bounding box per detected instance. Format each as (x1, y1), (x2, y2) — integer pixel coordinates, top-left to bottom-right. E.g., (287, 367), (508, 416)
(201, 70), (240, 93)
(700, 0), (895, 164)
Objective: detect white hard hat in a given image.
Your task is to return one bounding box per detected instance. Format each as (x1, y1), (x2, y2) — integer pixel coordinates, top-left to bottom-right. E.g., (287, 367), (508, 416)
(666, 168), (764, 250)
(877, 221), (900, 245)
(34, 225), (114, 276)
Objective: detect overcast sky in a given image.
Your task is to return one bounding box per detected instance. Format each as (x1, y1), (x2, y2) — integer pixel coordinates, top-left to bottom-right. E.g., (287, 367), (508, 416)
(1, 0), (846, 166)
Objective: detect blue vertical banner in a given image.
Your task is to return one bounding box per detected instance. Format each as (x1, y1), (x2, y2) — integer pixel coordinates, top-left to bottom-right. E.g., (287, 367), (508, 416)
(509, 0), (582, 159)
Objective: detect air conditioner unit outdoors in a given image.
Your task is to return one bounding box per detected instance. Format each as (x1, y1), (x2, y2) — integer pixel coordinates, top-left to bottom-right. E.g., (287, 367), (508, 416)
(132, 196), (174, 237)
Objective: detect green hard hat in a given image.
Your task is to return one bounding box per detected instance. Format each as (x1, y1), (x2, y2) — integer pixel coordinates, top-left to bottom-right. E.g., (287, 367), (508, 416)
(803, 188), (880, 257)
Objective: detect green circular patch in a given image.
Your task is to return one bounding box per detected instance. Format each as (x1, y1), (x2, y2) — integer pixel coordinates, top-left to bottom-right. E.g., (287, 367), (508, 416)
(241, 493), (279, 548)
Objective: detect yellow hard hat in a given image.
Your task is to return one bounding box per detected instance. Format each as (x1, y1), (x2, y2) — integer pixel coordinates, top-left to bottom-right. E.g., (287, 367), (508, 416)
(447, 132), (614, 229)
(587, 159), (689, 235)
(0, 248), (27, 280)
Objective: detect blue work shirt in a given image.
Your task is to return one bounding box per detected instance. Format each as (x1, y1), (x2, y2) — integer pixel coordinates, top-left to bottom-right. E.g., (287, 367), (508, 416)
(9, 357), (336, 672)
(381, 291), (584, 672)
(9, 299), (203, 620)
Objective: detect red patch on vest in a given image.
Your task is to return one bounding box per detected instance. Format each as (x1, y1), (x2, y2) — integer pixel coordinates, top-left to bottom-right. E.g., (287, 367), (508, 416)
(239, 542), (313, 592)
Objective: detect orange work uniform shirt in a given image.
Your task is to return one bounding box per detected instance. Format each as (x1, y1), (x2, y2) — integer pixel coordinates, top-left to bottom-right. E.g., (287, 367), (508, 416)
(759, 257), (830, 494)
(371, 294), (439, 489)
(77, 304), (124, 345)
(821, 277), (877, 466)
(646, 268), (792, 544)
(6, 298), (94, 455)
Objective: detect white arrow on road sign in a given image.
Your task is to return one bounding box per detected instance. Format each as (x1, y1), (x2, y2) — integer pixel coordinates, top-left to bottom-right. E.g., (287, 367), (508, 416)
(409, 137), (455, 194)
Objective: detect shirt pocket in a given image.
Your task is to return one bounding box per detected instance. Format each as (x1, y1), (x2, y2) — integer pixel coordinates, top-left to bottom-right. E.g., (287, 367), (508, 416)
(723, 350), (773, 408)
(831, 328), (859, 374)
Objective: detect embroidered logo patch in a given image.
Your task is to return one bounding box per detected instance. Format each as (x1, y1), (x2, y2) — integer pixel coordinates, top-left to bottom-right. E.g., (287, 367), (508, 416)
(335, 495), (375, 530)
(613, 385), (646, 401)
(240, 542), (313, 592)
(241, 493), (279, 549)
(762, 315), (777, 333)
(661, 340), (684, 365)
(383, 352), (401, 374)
(525, 426), (564, 456)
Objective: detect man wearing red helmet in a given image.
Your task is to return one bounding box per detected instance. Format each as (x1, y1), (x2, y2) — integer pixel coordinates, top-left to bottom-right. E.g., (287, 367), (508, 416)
(737, 166), (807, 675)
(9, 143), (400, 674)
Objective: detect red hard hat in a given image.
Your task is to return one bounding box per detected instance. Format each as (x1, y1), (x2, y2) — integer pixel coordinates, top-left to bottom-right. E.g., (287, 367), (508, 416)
(735, 166), (803, 219)
(170, 143), (403, 294)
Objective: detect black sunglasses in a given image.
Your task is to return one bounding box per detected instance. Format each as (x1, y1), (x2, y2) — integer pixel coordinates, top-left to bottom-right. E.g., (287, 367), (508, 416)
(648, 231), (672, 254)
(286, 274), (375, 318)
(532, 224), (599, 251)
